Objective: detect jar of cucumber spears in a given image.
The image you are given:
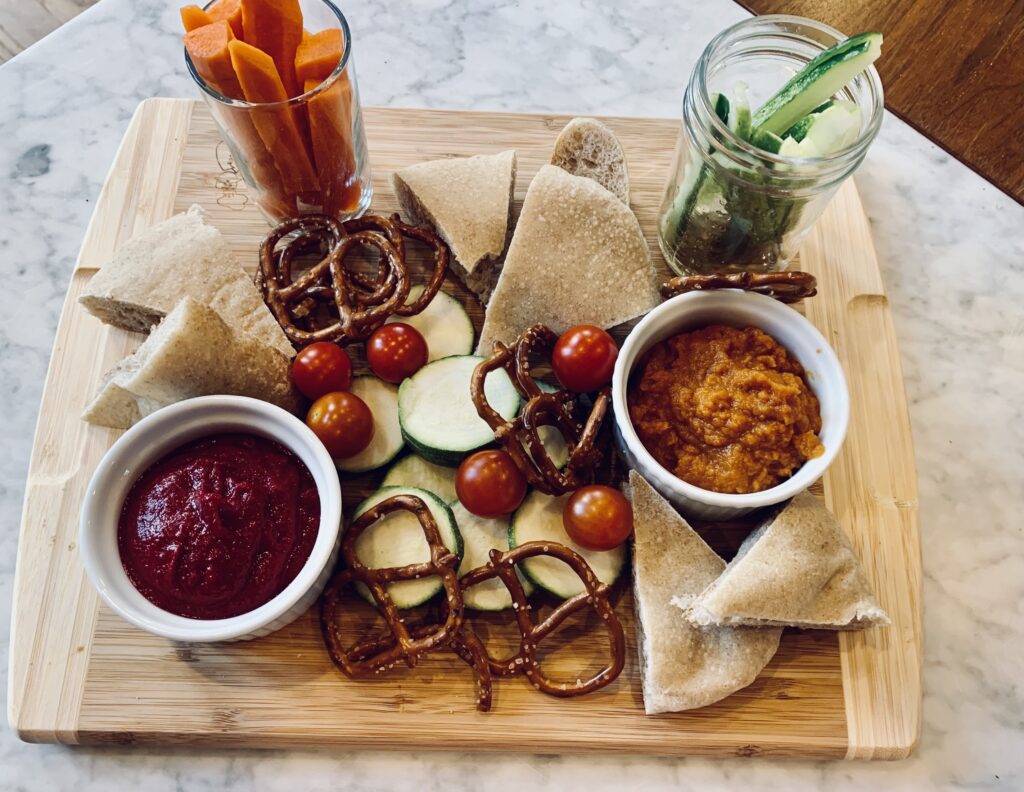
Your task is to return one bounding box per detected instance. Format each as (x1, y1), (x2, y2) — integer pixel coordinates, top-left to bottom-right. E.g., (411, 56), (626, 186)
(657, 15), (884, 275)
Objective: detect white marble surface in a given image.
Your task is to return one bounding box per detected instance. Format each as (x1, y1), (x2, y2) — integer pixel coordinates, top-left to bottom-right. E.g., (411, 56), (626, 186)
(1, 0), (1022, 788)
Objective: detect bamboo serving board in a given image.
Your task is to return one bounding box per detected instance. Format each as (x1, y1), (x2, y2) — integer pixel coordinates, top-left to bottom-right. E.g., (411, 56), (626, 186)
(8, 98), (922, 759)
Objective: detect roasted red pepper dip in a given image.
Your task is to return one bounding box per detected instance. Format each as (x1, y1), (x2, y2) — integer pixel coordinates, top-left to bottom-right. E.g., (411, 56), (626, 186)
(118, 433), (320, 620)
(628, 325), (824, 494)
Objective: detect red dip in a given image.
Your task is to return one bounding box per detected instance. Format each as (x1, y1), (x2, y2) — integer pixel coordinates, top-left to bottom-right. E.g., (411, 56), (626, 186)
(118, 433), (320, 620)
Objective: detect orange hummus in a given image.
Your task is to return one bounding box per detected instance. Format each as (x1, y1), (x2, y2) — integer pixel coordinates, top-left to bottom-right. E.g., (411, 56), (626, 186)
(628, 325), (823, 494)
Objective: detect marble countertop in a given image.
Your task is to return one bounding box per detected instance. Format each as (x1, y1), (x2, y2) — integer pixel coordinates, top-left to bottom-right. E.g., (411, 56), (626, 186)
(1, 0), (1021, 788)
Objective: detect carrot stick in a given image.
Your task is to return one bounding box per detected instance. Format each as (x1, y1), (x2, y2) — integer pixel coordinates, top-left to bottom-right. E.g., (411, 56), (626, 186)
(304, 76), (362, 215)
(184, 21), (243, 100)
(180, 5), (214, 32)
(240, 0), (304, 97)
(206, 0), (243, 39)
(295, 28), (344, 85)
(229, 39), (318, 195)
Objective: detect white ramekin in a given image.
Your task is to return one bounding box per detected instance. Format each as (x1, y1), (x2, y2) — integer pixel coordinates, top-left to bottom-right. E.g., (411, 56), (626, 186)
(79, 395), (342, 642)
(613, 290), (849, 520)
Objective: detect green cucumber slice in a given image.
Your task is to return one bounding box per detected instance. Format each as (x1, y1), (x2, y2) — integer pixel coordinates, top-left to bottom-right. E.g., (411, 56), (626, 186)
(728, 81), (752, 141)
(398, 355), (521, 467)
(350, 486), (462, 609)
(452, 502), (534, 611)
(782, 99), (835, 142)
(509, 491), (626, 598)
(335, 377), (403, 473)
(711, 92), (730, 124)
(751, 32), (882, 136)
(800, 101), (861, 154)
(750, 128), (784, 154)
(382, 454), (458, 504)
(386, 285), (474, 362)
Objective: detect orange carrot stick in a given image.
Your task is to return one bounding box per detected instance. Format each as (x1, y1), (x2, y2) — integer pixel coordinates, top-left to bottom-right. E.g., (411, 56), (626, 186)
(184, 21), (243, 100)
(304, 76), (362, 215)
(229, 39), (318, 194)
(180, 5), (214, 31)
(295, 28), (344, 85)
(240, 0), (304, 97)
(206, 0), (244, 39)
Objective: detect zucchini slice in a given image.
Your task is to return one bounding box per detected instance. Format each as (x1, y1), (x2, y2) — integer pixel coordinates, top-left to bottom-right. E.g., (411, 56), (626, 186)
(386, 285), (474, 362)
(452, 502), (534, 611)
(398, 355), (521, 467)
(728, 81), (752, 141)
(335, 377), (404, 473)
(382, 453), (458, 504)
(751, 31), (882, 137)
(510, 491), (626, 598)
(349, 486), (462, 609)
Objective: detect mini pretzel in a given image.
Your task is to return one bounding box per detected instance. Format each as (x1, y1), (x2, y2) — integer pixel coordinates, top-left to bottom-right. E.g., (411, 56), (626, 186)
(258, 213), (450, 347)
(660, 271), (818, 304)
(319, 494), (464, 676)
(459, 542), (626, 698)
(472, 324), (609, 495)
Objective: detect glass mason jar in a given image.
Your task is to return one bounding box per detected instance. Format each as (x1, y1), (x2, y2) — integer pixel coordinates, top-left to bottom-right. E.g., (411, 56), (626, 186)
(657, 15), (883, 275)
(185, 0), (372, 223)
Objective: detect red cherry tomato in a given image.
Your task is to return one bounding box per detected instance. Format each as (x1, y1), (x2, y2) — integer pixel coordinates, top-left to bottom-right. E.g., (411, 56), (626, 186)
(456, 450), (527, 518)
(552, 325), (618, 393)
(305, 391), (374, 458)
(291, 342), (352, 400)
(562, 485), (633, 551)
(366, 323), (429, 384)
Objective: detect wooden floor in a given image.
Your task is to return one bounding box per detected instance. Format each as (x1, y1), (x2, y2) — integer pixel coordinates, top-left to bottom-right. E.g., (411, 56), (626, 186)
(2, 0), (1022, 201)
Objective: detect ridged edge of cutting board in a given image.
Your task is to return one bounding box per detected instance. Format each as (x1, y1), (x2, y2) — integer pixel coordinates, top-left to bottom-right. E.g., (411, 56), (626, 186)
(801, 185), (923, 759)
(7, 98), (194, 741)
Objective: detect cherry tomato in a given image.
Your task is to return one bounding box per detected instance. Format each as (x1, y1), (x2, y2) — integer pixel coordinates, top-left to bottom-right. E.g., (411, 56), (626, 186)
(291, 342), (352, 400)
(366, 323), (429, 384)
(306, 391), (374, 458)
(562, 485), (633, 551)
(552, 325), (618, 393)
(456, 450), (527, 518)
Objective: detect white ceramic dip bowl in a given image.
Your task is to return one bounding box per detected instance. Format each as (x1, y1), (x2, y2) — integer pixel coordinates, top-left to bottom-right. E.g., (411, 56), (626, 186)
(80, 395), (342, 642)
(612, 290), (849, 520)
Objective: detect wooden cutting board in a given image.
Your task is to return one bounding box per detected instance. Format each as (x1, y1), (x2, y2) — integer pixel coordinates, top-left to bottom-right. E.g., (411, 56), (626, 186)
(8, 98), (922, 759)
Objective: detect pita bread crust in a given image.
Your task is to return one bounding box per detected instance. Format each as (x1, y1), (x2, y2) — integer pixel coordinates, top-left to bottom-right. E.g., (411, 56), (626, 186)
(629, 472), (781, 714)
(477, 165), (658, 352)
(685, 491), (890, 630)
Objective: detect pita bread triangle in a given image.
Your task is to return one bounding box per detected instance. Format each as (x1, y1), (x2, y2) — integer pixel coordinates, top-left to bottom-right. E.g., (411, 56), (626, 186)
(629, 472), (781, 714)
(477, 165), (659, 352)
(684, 491), (890, 630)
(391, 150), (516, 301)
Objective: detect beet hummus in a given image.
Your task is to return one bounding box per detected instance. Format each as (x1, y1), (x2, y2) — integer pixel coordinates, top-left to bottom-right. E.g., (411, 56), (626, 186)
(118, 433), (320, 620)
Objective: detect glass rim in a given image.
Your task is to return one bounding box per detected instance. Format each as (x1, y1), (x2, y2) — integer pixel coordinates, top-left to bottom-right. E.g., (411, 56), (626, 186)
(691, 14), (885, 171)
(184, 0), (353, 109)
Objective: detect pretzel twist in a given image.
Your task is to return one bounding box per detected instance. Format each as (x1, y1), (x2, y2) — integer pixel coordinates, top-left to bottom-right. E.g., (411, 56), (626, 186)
(459, 542), (625, 697)
(472, 325), (609, 495)
(258, 213), (450, 347)
(319, 494), (464, 676)
(660, 270), (818, 304)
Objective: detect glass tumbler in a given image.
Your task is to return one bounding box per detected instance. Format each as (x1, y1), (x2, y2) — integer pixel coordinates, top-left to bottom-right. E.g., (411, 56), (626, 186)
(185, 0), (372, 223)
(657, 15), (884, 275)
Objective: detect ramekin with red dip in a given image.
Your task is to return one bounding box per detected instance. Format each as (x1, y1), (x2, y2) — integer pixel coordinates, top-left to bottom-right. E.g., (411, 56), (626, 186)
(80, 396), (342, 642)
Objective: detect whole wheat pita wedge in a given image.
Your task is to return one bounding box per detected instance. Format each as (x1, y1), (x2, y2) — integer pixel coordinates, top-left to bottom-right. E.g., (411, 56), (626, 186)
(391, 150), (516, 303)
(629, 472), (781, 714)
(79, 205), (293, 356)
(683, 491), (890, 630)
(476, 165), (659, 353)
(83, 297), (300, 430)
